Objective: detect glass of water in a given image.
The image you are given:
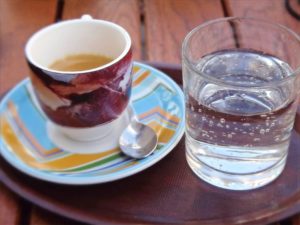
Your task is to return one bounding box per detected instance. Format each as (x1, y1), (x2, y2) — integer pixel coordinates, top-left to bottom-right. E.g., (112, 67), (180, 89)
(182, 17), (300, 190)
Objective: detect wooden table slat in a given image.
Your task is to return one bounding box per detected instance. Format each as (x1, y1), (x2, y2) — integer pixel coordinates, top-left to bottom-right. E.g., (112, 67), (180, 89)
(224, 0), (300, 73)
(0, 183), (22, 225)
(224, 0), (300, 34)
(0, 1), (57, 224)
(0, 0), (57, 96)
(143, 0), (225, 64)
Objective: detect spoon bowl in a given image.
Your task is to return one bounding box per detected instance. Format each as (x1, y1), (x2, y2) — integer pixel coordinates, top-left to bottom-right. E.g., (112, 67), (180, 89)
(119, 119), (158, 159)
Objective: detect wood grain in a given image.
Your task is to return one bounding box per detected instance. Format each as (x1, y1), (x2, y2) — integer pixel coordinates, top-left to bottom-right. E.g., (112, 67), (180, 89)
(0, 183), (22, 225)
(224, 0), (300, 34)
(0, 0), (57, 96)
(62, 0), (142, 60)
(0, 0), (57, 224)
(143, 0), (224, 64)
(224, 0), (300, 70)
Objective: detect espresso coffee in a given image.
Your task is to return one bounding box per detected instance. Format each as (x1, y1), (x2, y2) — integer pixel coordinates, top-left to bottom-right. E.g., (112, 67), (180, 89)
(49, 54), (113, 71)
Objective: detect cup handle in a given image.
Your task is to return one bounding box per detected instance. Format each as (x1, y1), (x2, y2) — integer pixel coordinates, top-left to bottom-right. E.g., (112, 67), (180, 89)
(81, 14), (93, 20)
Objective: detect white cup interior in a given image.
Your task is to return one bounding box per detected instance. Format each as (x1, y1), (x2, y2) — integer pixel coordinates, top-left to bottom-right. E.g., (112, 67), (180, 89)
(25, 18), (131, 73)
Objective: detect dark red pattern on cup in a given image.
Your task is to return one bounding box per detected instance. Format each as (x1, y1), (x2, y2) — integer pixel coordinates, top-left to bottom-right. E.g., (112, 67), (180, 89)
(28, 49), (132, 127)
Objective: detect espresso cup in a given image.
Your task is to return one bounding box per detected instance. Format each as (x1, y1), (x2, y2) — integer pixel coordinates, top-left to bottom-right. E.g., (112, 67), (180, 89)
(25, 15), (132, 141)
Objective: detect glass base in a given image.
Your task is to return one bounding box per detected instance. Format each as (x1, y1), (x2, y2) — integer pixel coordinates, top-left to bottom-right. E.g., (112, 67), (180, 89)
(186, 145), (287, 191)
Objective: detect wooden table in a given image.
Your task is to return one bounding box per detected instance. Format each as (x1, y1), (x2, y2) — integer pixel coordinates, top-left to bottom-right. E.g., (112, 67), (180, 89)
(0, 0), (300, 224)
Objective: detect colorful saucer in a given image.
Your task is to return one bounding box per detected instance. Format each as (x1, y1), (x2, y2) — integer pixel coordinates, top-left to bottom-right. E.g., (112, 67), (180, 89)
(0, 62), (185, 185)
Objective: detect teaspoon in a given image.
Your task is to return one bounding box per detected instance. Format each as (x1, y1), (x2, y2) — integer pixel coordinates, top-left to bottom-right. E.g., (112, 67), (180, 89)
(119, 117), (158, 159)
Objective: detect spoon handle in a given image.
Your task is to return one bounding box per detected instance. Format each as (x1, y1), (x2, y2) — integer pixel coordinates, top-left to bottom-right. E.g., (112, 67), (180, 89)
(127, 105), (139, 122)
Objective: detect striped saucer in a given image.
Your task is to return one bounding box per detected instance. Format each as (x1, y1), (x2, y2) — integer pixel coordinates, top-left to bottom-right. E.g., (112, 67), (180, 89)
(0, 62), (185, 185)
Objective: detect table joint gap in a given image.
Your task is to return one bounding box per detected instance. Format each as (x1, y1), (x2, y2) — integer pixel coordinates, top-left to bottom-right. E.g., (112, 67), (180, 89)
(55, 0), (65, 22)
(18, 199), (32, 225)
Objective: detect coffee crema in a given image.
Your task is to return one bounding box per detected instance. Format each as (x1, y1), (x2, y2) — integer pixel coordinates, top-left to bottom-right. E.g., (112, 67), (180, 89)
(49, 54), (113, 71)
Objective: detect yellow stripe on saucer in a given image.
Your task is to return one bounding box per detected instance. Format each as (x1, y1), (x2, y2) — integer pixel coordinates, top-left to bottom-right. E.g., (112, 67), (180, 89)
(133, 65), (141, 74)
(139, 107), (180, 124)
(0, 115), (119, 171)
(133, 71), (150, 87)
(7, 101), (61, 156)
(1, 115), (51, 170)
(147, 121), (175, 143)
(44, 148), (119, 170)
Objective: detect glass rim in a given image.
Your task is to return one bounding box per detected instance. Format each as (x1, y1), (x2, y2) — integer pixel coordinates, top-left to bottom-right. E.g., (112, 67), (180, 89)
(182, 17), (300, 88)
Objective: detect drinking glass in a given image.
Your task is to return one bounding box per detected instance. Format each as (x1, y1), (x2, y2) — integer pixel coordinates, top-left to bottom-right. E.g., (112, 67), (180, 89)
(182, 17), (300, 190)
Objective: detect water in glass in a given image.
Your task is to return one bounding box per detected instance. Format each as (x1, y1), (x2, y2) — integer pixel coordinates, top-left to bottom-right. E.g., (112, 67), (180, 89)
(184, 49), (298, 190)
